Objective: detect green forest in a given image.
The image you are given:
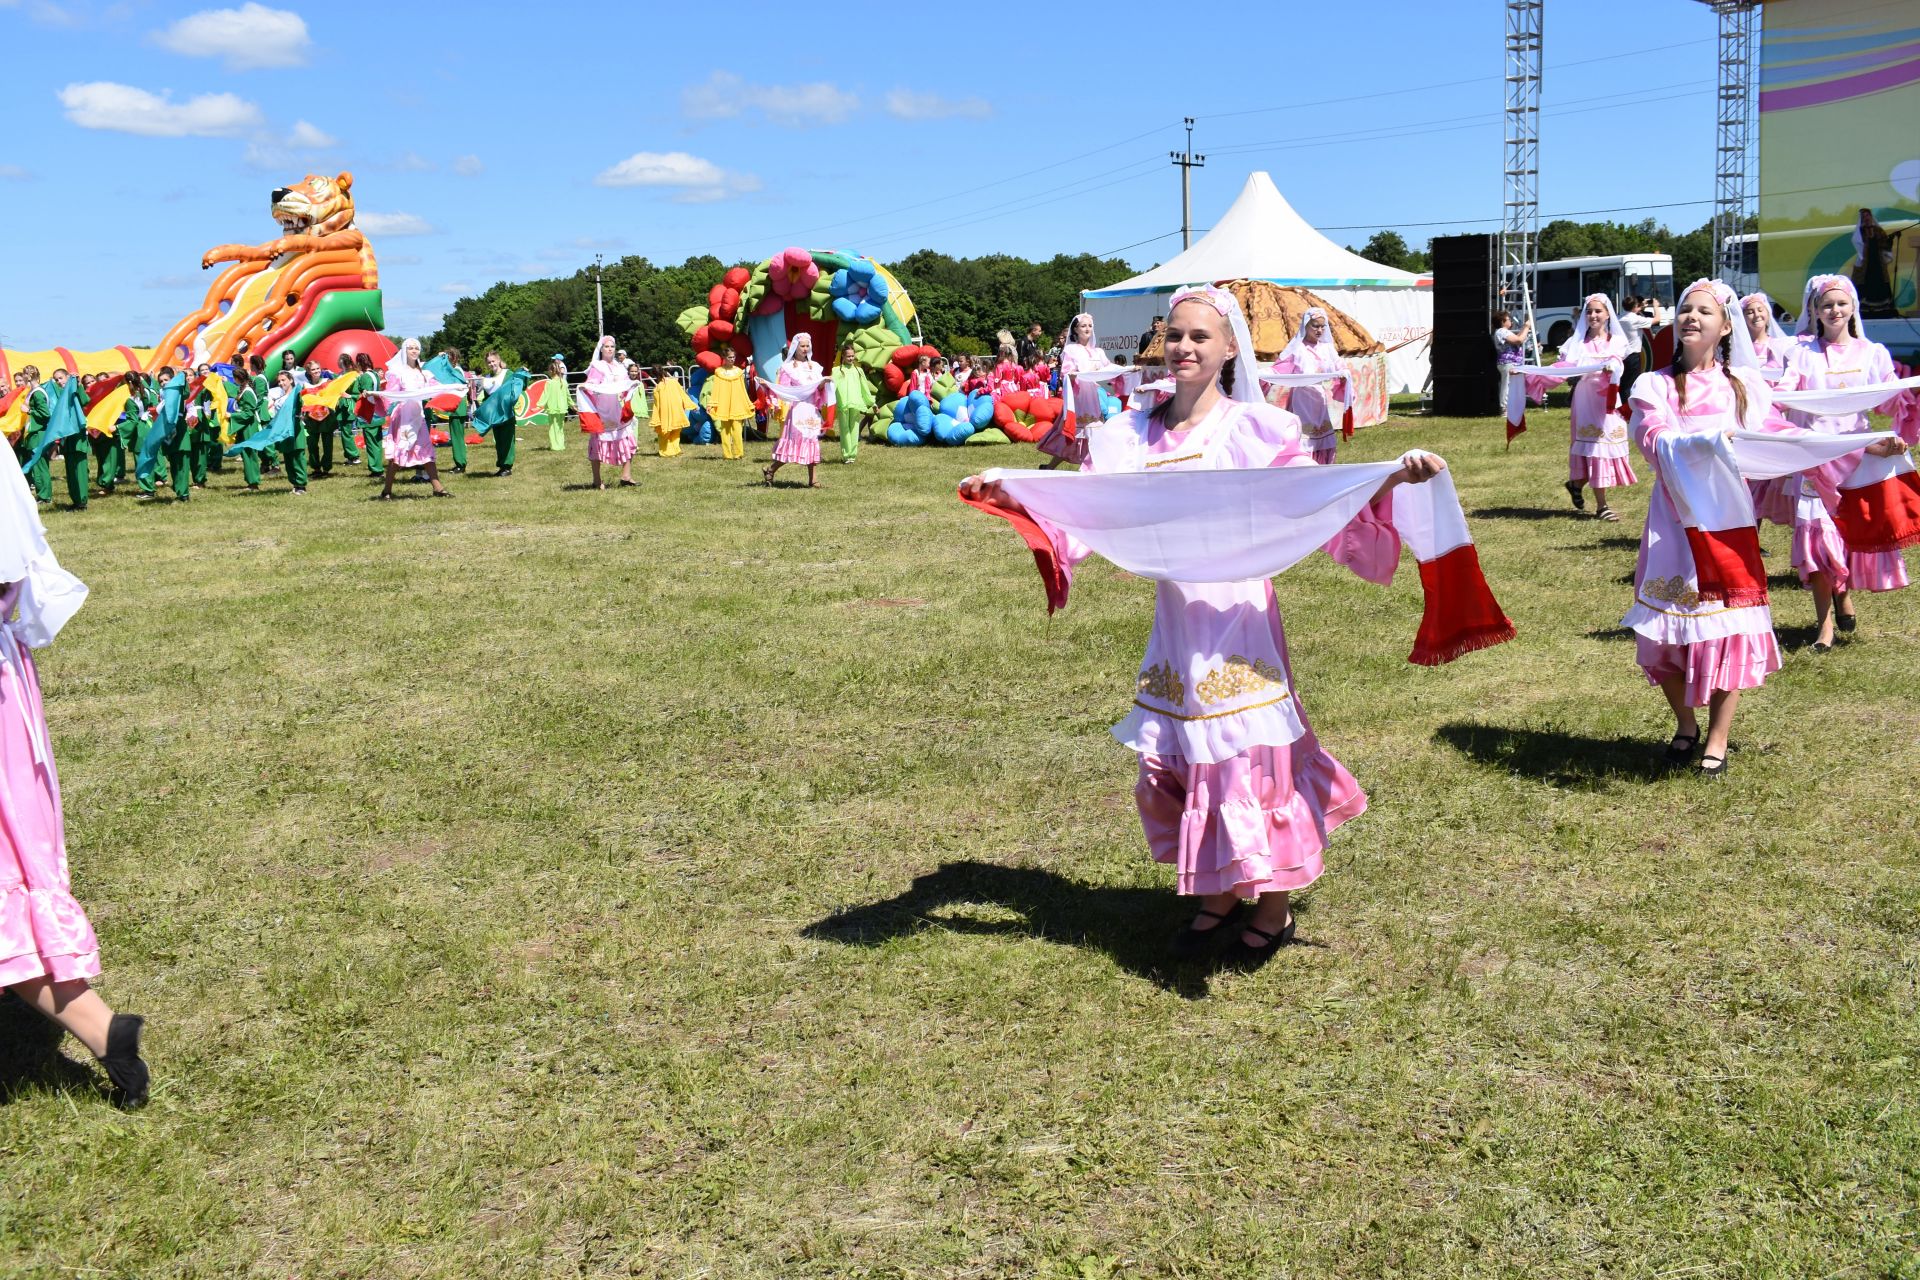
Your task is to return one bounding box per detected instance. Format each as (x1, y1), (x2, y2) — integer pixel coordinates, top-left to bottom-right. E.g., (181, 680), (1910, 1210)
(424, 215), (1732, 368)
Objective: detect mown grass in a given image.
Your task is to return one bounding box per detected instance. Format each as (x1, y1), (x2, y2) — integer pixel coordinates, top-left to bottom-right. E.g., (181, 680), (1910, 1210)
(2, 408), (1916, 1279)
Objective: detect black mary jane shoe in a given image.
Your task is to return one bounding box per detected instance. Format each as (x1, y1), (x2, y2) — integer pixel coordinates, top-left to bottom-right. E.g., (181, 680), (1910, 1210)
(1169, 901), (1244, 961)
(1229, 916), (1298, 971)
(1697, 753), (1729, 780)
(1565, 480), (1585, 511)
(1811, 639), (1833, 654)
(101, 1013), (149, 1110)
(1663, 731), (1701, 767)
(1836, 611), (1857, 634)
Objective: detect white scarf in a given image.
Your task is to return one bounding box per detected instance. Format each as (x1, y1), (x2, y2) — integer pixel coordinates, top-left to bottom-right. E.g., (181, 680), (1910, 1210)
(0, 430), (86, 649)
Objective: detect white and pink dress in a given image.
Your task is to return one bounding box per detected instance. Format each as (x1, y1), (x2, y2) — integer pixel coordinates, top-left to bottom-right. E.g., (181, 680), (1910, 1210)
(1746, 326), (1798, 525)
(0, 441), (98, 989)
(771, 356), (829, 466)
(1040, 322), (1113, 465)
(1562, 332), (1636, 490)
(582, 358), (638, 466)
(1777, 336), (1913, 593)
(1269, 312), (1348, 464)
(381, 361), (438, 469)
(1031, 402), (1399, 897)
(1623, 367), (1782, 703)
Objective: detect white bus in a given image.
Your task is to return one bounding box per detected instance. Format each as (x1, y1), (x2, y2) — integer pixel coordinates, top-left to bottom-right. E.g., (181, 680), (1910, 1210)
(1524, 253), (1675, 351)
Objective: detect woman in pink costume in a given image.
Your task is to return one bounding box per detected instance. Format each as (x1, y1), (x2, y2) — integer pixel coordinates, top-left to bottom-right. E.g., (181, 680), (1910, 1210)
(961, 286), (1447, 967)
(763, 333), (830, 489)
(0, 439), (148, 1107)
(581, 336), (637, 490)
(1270, 307), (1346, 464)
(1741, 292), (1798, 526)
(1777, 274), (1913, 649)
(1559, 294), (1637, 521)
(1038, 313), (1114, 467)
(377, 338), (452, 501)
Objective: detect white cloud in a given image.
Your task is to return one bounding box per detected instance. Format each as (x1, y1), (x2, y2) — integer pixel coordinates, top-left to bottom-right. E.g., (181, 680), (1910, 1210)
(287, 119), (334, 148)
(0, 164), (32, 181)
(595, 150), (759, 202)
(452, 154), (483, 176)
(683, 71), (857, 127)
(357, 211), (436, 236)
(58, 81), (263, 137)
(154, 3), (310, 69)
(884, 89), (991, 121)
(391, 151), (435, 173)
(437, 282), (473, 295)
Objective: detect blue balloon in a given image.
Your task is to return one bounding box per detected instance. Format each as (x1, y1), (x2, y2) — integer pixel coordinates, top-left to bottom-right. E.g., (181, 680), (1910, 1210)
(967, 395), (995, 428)
(938, 392), (966, 419)
(886, 421), (921, 447)
(931, 412), (973, 445)
(828, 260), (888, 326)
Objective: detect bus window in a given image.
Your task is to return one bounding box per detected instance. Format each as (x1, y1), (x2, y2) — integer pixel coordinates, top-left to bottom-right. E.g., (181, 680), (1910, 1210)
(1627, 269), (1675, 306)
(1536, 268), (1579, 308)
(1582, 267), (1621, 303)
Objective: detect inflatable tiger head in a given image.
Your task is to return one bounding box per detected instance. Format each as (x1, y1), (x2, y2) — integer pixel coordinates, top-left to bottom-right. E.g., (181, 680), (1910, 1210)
(271, 172), (356, 237)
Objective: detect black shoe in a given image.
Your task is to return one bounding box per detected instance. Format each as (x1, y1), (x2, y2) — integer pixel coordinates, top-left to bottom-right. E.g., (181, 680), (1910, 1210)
(497, 467), (512, 477)
(1697, 754), (1729, 780)
(1565, 480), (1585, 511)
(1663, 730), (1700, 766)
(101, 1013), (148, 1110)
(1228, 916), (1298, 970)
(1835, 611), (1857, 633)
(1811, 639), (1833, 654)
(1169, 901), (1243, 961)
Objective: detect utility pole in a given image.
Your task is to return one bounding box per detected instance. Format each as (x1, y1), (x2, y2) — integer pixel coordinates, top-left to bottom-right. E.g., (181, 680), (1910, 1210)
(593, 253), (605, 339)
(1169, 118), (1205, 250)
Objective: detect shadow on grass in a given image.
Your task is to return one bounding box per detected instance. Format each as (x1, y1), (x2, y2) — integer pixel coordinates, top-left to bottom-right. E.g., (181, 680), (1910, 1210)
(1584, 626), (1635, 642)
(1433, 720), (1670, 789)
(804, 860), (1244, 1000)
(0, 995), (101, 1106)
(1470, 506), (1583, 522)
(1559, 535), (1641, 553)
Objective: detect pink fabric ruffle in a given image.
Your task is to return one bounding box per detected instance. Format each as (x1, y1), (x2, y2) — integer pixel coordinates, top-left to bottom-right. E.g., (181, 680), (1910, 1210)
(771, 425), (821, 465)
(587, 433), (637, 465)
(1310, 445), (1336, 466)
(1, 648), (101, 988)
(1036, 419), (1086, 465)
(1135, 733), (1366, 897)
(1570, 453), (1638, 488)
(1749, 477), (1795, 527)
(1845, 548), (1910, 593)
(1792, 510), (1850, 589)
(1635, 630), (1782, 707)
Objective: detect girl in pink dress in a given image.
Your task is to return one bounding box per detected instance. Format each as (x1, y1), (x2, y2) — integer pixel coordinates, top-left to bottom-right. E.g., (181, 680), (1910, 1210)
(764, 333), (831, 488)
(581, 336), (637, 490)
(377, 338), (453, 501)
(1269, 307), (1346, 464)
(1776, 274), (1915, 649)
(1560, 294), (1637, 521)
(1742, 292), (1798, 527)
(1039, 313), (1113, 467)
(961, 286), (1449, 967)
(0, 440), (148, 1107)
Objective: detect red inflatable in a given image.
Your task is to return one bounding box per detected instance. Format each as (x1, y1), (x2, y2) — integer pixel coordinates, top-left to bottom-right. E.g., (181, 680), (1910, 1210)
(306, 328), (397, 374)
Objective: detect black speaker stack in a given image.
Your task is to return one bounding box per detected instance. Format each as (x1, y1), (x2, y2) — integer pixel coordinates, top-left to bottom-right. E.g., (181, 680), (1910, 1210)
(1429, 233), (1500, 417)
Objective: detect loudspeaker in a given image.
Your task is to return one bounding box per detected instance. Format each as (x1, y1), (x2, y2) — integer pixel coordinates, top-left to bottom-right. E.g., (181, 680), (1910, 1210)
(1430, 233), (1500, 417)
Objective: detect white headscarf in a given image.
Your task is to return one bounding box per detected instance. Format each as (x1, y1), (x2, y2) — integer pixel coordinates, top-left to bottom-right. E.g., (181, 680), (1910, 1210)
(1796, 274), (1861, 339)
(1277, 307), (1338, 367)
(1676, 278), (1762, 373)
(1166, 285), (1260, 403)
(786, 333), (816, 364)
(1573, 293), (1629, 353)
(588, 335), (618, 368)
(1067, 312), (1097, 350)
(386, 337), (422, 374)
(1740, 292), (1791, 345)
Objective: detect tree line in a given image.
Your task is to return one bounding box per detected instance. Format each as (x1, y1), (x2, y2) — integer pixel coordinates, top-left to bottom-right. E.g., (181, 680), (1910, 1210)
(425, 251), (1136, 369)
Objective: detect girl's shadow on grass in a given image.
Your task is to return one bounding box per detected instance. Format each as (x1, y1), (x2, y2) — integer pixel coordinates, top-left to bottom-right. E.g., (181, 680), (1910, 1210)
(805, 861), (1234, 1000)
(0, 994), (102, 1106)
(1433, 720), (1670, 789)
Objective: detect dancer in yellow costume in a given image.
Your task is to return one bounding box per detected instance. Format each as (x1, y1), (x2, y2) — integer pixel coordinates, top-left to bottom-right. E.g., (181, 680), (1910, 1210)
(651, 372), (692, 457)
(701, 350), (753, 460)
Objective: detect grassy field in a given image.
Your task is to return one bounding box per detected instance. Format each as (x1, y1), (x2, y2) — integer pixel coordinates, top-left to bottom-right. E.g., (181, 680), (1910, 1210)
(2, 407), (1917, 1279)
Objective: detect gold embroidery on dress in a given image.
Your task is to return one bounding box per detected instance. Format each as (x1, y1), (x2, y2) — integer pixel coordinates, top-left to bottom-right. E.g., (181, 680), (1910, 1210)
(1195, 655), (1289, 704)
(1144, 453), (1202, 469)
(1299, 422), (1334, 439)
(1640, 575), (1701, 609)
(1575, 422), (1627, 442)
(1136, 661), (1185, 705)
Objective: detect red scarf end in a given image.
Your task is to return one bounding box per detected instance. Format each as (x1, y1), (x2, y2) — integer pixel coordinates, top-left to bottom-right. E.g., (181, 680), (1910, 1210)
(1685, 526), (1768, 609)
(1341, 401), (1355, 441)
(1834, 470), (1920, 555)
(958, 486), (1068, 613)
(1506, 411), (1525, 447)
(1410, 544), (1516, 666)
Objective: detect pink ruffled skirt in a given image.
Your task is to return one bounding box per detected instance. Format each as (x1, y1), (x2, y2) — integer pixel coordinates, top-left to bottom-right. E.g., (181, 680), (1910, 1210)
(1749, 478), (1795, 527)
(1134, 731), (1366, 897)
(588, 432), (636, 465)
(1, 647), (101, 988)
(1570, 452), (1638, 488)
(771, 423), (821, 466)
(1635, 631), (1781, 707)
(1036, 418), (1087, 465)
(1310, 445), (1337, 466)
(1791, 507), (1909, 592)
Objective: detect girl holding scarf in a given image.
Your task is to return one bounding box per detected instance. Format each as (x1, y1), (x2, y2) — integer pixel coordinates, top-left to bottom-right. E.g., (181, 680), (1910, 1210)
(764, 334), (830, 488)
(0, 441), (149, 1107)
(580, 336), (637, 490)
(1741, 293), (1797, 526)
(961, 287), (1464, 967)
(376, 339), (453, 501)
(1040, 313), (1114, 467)
(1559, 295), (1636, 521)
(1269, 308), (1347, 465)
(1776, 275), (1916, 649)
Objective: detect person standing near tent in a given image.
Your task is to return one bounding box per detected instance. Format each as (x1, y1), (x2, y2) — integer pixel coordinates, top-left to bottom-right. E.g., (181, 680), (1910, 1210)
(763, 334), (831, 488)
(1270, 308), (1347, 465)
(831, 343), (874, 463)
(579, 336), (637, 490)
(1775, 274), (1918, 650)
(540, 357), (570, 451)
(1852, 209), (1898, 319)
(702, 349), (753, 461)
(959, 285), (1465, 966)
(0, 442), (150, 1109)
(376, 339), (453, 501)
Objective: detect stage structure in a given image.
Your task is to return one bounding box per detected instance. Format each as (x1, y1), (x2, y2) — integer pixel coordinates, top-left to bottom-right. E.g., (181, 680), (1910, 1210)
(1501, 0), (1543, 357)
(1697, 1), (1760, 281)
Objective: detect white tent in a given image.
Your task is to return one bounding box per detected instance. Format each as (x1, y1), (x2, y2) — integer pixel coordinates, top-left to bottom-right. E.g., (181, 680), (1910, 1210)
(1083, 171), (1434, 394)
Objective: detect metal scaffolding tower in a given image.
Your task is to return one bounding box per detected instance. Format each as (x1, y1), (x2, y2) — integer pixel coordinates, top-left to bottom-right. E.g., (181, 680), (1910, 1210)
(1501, 1), (1543, 347)
(1698, 0), (1760, 279)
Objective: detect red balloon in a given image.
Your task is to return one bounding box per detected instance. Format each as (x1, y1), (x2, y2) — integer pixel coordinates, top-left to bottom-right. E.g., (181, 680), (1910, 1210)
(709, 319), (735, 341)
(1000, 389), (1031, 414)
(695, 350), (723, 371)
(723, 266), (751, 289)
(307, 329), (396, 372)
(708, 284), (726, 310)
(692, 324), (713, 350)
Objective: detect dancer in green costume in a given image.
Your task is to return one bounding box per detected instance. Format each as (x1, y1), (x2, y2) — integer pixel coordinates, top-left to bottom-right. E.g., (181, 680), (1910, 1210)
(831, 343), (874, 463)
(188, 364), (222, 486)
(18, 369), (53, 503)
(226, 358), (266, 490)
(23, 370), (88, 508)
(137, 368), (193, 501)
(474, 351), (523, 476)
(269, 370), (309, 494)
(95, 372), (140, 492)
(351, 353), (383, 477)
(331, 354), (362, 467)
(540, 358), (570, 450)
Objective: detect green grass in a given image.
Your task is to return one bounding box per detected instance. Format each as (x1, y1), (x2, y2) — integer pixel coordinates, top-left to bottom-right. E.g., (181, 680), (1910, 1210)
(3, 411), (1918, 1278)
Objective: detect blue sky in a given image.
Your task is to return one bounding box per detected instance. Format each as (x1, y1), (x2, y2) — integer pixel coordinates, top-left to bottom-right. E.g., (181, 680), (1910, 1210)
(0, 0), (1724, 350)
